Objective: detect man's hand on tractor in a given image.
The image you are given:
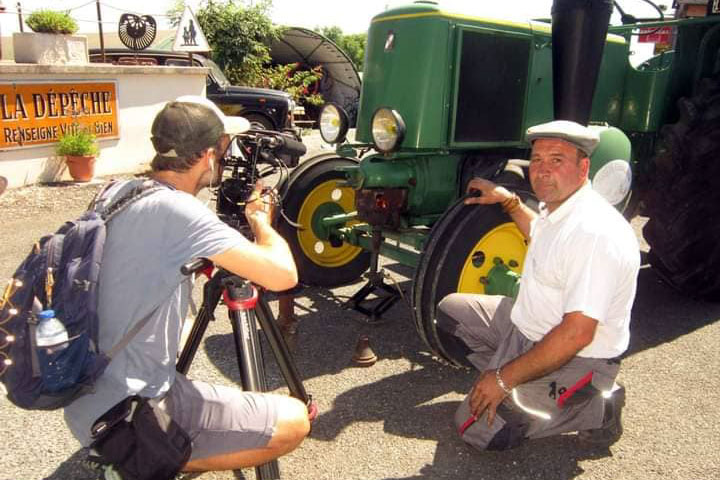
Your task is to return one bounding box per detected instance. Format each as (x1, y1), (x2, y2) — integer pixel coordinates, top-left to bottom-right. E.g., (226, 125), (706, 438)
(464, 178), (513, 206)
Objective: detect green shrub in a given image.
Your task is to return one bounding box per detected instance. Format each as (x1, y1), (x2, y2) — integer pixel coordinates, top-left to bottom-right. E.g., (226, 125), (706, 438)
(26, 10), (78, 35)
(56, 128), (98, 157)
(260, 64), (325, 106)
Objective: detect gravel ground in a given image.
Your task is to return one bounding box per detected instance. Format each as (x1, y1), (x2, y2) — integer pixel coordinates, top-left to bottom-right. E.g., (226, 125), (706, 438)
(1, 135), (719, 480)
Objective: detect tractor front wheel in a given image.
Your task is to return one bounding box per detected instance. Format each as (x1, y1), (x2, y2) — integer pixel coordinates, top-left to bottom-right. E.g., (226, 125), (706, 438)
(277, 155), (370, 287)
(412, 199), (528, 366)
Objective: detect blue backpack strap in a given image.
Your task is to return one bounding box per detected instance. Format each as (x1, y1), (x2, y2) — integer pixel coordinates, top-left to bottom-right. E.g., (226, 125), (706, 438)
(106, 308), (159, 359)
(98, 180), (167, 222)
(88, 180), (119, 211)
(97, 180), (168, 358)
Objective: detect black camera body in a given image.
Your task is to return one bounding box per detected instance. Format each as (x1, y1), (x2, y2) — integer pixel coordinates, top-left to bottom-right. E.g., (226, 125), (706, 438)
(215, 129), (306, 233)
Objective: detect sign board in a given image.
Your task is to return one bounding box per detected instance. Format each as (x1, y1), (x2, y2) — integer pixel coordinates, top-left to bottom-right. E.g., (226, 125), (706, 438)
(638, 26), (673, 44)
(0, 81), (119, 150)
(172, 7), (210, 52)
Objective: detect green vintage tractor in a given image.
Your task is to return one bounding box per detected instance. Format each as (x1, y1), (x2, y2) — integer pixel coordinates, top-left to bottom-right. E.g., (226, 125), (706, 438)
(277, 0), (720, 366)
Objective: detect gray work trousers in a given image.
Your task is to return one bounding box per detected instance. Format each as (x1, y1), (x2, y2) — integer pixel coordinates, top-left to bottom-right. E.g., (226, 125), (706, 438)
(437, 293), (621, 450)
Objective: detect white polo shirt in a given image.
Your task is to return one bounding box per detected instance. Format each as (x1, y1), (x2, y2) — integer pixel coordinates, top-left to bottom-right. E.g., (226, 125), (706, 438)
(510, 182), (640, 358)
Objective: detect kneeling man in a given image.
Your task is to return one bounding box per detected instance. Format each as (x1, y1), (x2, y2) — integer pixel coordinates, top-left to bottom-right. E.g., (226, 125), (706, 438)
(438, 120), (640, 450)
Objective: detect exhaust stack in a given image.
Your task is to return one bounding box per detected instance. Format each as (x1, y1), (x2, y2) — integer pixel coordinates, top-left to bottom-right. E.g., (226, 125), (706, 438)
(551, 0), (613, 125)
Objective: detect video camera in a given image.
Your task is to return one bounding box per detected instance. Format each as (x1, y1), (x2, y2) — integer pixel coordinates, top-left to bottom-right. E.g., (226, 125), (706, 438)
(215, 127), (306, 233)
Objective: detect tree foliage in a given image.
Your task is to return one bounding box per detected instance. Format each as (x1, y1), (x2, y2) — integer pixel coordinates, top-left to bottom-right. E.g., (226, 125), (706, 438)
(164, 2), (365, 109)
(261, 64), (325, 105)
(319, 26), (366, 71)
(168, 0), (282, 86)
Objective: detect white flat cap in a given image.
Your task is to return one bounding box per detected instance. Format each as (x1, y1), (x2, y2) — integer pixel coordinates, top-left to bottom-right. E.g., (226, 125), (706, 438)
(526, 120), (600, 156)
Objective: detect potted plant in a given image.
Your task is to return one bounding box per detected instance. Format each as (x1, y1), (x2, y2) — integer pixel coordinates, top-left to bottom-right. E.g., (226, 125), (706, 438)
(13, 10), (88, 65)
(56, 128), (99, 182)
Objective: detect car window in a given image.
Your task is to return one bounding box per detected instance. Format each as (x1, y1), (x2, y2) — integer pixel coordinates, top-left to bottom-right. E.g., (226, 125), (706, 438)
(205, 59), (231, 88)
(165, 59), (192, 67)
(118, 57), (158, 66)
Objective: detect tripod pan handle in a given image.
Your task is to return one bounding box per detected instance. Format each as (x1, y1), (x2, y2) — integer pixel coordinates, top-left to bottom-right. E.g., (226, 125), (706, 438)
(181, 258), (213, 276)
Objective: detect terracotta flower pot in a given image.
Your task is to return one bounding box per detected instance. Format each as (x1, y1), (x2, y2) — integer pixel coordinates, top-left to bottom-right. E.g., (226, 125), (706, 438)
(65, 155), (96, 182)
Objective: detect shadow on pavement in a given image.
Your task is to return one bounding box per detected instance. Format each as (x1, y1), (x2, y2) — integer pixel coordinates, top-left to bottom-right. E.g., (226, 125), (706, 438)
(381, 431), (616, 480)
(44, 449), (95, 480)
(195, 260), (718, 479)
(203, 275), (425, 385)
(627, 266), (720, 356)
(45, 449), (246, 480)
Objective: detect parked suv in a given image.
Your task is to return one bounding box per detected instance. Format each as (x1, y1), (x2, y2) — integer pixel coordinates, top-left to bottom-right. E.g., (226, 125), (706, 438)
(89, 49), (297, 132)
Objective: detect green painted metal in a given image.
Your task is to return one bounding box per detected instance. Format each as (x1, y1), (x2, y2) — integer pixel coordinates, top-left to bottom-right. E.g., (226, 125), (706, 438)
(334, 223), (422, 267)
(619, 52), (673, 132)
(484, 261), (521, 299)
(524, 34), (554, 131)
(352, 229), (421, 268)
(589, 126), (632, 179)
(344, 154), (460, 218)
(319, 2), (720, 271)
(336, 143), (360, 159)
(321, 212), (358, 228)
(356, 3), (452, 148)
(311, 203), (345, 240)
(589, 39), (629, 126)
(356, 2), (631, 152)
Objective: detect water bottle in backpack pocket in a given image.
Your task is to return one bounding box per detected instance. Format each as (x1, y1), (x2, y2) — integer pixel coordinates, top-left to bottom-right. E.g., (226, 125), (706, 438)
(33, 309), (95, 393)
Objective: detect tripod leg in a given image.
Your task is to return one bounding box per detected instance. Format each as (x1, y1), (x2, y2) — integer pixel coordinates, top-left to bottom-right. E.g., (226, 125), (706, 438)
(226, 285), (281, 480)
(256, 298), (311, 405)
(229, 308), (268, 393)
(177, 275), (224, 375)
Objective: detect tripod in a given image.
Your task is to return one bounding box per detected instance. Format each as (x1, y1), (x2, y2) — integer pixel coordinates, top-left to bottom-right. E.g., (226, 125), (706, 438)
(177, 258), (315, 480)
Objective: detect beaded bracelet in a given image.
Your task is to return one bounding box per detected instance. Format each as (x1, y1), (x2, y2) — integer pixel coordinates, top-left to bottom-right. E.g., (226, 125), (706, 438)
(495, 368), (513, 395)
(501, 193), (521, 214)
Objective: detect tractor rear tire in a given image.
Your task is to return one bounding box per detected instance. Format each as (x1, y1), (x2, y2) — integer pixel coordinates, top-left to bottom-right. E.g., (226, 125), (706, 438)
(642, 75), (720, 300)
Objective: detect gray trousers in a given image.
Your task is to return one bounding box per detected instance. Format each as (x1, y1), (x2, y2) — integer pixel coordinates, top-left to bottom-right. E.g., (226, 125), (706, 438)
(437, 293), (620, 450)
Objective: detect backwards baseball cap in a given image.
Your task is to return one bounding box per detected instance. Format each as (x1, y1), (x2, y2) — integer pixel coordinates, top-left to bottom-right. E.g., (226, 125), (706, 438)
(151, 95), (250, 159)
(526, 120), (600, 157)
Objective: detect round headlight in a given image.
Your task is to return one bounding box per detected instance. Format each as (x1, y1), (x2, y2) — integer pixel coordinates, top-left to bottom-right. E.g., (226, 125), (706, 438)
(319, 103), (349, 144)
(592, 159), (632, 206)
(372, 108), (405, 153)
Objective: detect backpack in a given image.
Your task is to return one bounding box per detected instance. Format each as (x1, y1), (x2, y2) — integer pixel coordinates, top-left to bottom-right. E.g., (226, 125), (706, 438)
(0, 180), (165, 410)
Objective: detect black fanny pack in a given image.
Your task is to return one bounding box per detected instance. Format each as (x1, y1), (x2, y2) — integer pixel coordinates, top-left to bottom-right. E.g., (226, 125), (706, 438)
(89, 395), (192, 480)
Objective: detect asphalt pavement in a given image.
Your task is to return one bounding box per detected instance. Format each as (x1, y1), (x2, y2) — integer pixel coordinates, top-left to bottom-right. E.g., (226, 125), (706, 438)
(0, 133), (718, 480)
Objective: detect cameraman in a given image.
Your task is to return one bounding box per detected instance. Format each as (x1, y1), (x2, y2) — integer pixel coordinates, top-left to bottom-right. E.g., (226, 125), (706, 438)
(64, 96), (310, 474)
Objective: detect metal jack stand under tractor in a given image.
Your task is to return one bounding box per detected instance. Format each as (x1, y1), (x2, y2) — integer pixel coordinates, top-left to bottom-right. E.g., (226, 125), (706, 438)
(345, 228), (402, 323)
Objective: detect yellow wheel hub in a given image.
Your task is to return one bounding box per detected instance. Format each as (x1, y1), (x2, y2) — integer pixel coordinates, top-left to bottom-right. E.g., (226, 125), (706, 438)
(297, 180), (364, 268)
(457, 222), (527, 294)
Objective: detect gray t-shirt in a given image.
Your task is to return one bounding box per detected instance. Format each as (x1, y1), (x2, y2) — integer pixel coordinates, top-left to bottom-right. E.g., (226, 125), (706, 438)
(64, 180), (248, 446)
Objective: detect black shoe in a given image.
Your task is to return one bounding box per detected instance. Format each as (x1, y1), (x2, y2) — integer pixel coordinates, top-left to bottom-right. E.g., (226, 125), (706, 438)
(578, 384), (625, 446)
